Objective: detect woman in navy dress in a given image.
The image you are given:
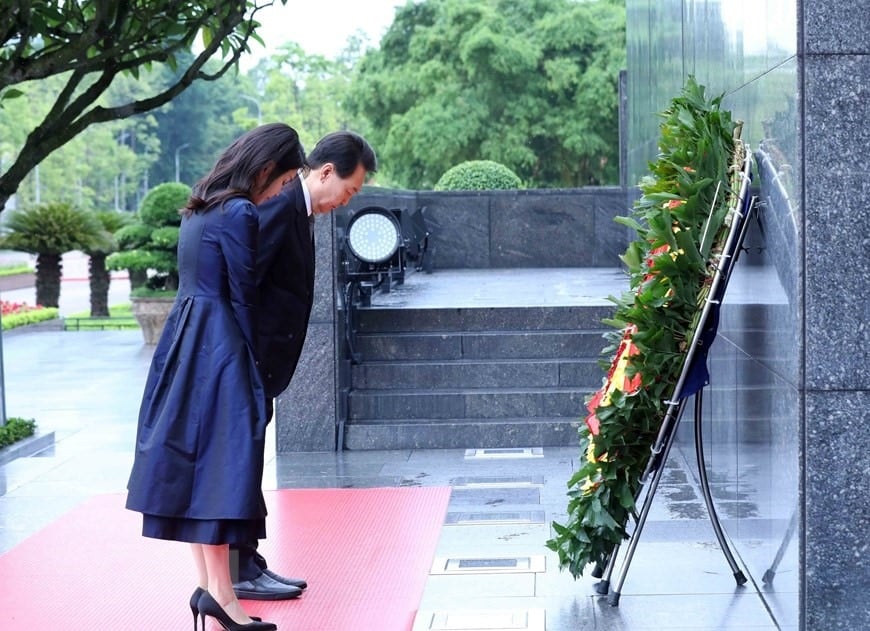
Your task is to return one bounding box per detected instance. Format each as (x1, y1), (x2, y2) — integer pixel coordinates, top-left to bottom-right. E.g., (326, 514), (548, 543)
(126, 123), (305, 631)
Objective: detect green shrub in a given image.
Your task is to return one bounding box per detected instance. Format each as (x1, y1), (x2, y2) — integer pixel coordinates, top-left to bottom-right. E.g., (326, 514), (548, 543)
(68, 304), (133, 318)
(0, 417), (37, 449)
(0, 263), (32, 276)
(1, 307), (59, 330)
(434, 160), (522, 191)
(106, 182), (190, 293)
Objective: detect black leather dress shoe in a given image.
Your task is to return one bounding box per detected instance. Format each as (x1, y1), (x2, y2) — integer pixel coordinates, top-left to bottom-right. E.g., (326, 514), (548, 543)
(233, 572), (303, 601)
(262, 568), (308, 590)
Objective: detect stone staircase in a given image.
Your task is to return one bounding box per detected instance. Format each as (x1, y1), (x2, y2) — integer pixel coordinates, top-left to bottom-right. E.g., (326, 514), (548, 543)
(342, 304), (612, 450)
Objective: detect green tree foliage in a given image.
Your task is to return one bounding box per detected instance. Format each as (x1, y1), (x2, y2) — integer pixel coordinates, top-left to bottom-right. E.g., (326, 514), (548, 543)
(435, 160), (521, 190)
(0, 202), (108, 307)
(347, 0), (625, 189)
(148, 52), (248, 186)
(107, 182), (190, 294)
(0, 72), (161, 213)
(0, 0), (286, 212)
(243, 40), (364, 152)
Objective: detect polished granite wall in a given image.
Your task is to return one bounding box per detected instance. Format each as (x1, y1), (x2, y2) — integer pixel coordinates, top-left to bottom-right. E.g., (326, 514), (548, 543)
(274, 214), (338, 452)
(335, 187), (631, 269)
(626, 1), (870, 629)
(274, 186), (631, 452)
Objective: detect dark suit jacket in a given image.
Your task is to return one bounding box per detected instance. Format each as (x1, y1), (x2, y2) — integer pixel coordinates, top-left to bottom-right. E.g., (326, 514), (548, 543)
(256, 179), (315, 399)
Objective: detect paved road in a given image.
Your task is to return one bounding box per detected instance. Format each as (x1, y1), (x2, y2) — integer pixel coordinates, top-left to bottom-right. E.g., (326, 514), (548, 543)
(0, 251), (130, 316)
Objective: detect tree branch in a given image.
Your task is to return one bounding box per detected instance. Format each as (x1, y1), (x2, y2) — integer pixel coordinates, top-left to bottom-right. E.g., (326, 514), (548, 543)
(0, 0), (276, 210)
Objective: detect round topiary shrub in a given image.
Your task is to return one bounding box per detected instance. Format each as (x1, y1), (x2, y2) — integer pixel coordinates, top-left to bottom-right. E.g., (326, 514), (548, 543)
(106, 182), (191, 293)
(138, 182), (190, 227)
(434, 160), (522, 191)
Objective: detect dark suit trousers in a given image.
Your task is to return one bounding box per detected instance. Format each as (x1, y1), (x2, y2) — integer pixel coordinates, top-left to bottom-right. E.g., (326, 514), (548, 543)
(230, 397), (275, 582)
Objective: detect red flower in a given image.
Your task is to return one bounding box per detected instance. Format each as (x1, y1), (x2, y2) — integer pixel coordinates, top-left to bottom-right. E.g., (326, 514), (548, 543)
(585, 412), (600, 436)
(1, 300), (43, 316)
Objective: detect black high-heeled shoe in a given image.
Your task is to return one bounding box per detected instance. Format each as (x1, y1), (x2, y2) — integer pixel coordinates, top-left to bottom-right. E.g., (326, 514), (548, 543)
(197, 590), (277, 631)
(190, 588), (203, 631)
(190, 587), (262, 630)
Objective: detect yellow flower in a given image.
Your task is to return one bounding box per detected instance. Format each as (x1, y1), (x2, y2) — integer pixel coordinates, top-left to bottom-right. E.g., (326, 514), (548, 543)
(581, 477), (600, 494)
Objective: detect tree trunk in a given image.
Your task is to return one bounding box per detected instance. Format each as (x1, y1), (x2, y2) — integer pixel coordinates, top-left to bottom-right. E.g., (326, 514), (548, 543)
(35, 253), (62, 308)
(129, 268), (148, 291)
(89, 253), (110, 317)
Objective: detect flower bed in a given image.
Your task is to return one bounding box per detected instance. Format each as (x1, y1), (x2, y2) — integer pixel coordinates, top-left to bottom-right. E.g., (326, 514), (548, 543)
(1, 300), (59, 330)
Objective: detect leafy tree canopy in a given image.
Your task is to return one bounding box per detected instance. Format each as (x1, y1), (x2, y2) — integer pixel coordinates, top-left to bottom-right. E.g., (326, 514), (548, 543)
(346, 0), (625, 189)
(0, 0), (286, 212)
(240, 38), (367, 154)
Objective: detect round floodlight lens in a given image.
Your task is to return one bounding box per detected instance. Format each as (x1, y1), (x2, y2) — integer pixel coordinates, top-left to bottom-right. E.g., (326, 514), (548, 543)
(347, 211), (400, 263)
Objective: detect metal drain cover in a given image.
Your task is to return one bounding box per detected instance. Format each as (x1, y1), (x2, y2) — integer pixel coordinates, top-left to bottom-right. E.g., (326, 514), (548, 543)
(451, 476), (545, 487)
(445, 510), (546, 525)
(413, 609), (546, 630)
(430, 555), (545, 575)
(464, 448), (544, 459)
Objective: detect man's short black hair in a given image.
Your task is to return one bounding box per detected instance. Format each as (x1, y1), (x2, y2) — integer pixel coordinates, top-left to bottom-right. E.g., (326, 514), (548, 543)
(307, 131), (377, 178)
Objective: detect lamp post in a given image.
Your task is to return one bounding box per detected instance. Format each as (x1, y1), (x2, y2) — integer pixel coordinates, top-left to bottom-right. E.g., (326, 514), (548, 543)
(175, 143), (190, 182)
(241, 95), (262, 125)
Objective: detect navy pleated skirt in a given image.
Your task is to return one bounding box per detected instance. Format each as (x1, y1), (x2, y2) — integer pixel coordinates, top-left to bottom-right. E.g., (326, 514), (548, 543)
(142, 514), (266, 545)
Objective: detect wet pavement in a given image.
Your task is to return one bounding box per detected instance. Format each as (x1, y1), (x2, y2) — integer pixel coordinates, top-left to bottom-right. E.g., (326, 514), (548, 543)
(0, 262), (785, 630)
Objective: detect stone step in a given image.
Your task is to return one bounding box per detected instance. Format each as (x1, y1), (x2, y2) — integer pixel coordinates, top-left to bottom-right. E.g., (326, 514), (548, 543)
(351, 357), (603, 389)
(355, 304), (614, 333)
(345, 300), (614, 450)
(343, 417), (583, 450)
(347, 387), (588, 421)
(353, 329), (608, 361)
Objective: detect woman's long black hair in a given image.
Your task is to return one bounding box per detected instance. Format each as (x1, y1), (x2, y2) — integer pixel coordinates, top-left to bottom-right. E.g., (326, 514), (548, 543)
(184, 123), (306, 215)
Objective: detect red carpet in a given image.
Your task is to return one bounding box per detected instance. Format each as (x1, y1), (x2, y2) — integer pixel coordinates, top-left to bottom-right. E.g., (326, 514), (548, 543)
(0, 487), (451, 630)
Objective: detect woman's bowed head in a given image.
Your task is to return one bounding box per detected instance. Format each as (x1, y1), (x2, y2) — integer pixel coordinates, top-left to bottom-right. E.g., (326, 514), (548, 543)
(186, 122), (308, 215)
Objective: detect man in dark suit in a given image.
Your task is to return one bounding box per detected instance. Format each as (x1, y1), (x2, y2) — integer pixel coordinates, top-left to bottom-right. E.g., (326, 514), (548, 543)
(232, 131), (378, 600)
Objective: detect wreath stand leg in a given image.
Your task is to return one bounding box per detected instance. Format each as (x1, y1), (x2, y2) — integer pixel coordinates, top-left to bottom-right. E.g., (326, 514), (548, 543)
(593, 545), (618, 595)
(693, 388), (748, 585)
(606, 397), (686, 606)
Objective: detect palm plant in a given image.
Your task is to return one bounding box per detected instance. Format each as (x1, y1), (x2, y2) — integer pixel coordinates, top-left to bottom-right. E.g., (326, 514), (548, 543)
(86, 211), (131, 317)
(0, 202), (106, 307)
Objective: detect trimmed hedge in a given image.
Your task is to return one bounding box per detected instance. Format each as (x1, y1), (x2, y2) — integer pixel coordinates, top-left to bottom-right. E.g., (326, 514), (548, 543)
(0, 264), (32, 277)
(1, 307), (59, 330)
(434, 160), (522, 191)
(0, 417), (37, 449)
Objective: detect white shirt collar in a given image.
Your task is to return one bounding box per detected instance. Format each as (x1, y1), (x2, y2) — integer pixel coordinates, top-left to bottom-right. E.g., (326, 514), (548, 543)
(299, 172), (312, 216)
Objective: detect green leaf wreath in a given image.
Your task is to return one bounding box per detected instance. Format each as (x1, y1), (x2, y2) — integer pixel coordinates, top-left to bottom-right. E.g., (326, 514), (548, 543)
(546, 76), (747, 578)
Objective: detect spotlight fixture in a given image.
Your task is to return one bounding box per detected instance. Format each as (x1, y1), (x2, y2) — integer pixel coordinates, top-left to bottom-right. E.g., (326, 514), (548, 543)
(345, 207), (403, 264)
(340, 205), (432, 363)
